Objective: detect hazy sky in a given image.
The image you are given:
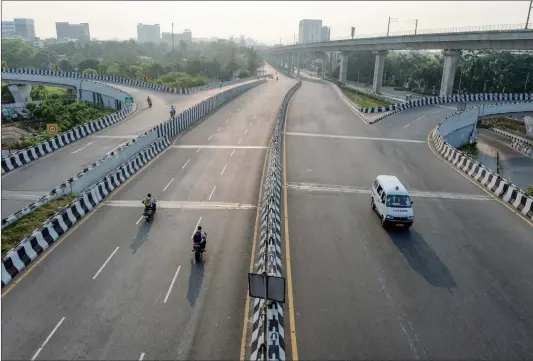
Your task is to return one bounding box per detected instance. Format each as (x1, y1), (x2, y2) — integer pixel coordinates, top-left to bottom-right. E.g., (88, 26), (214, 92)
(2, 1), (531, 44)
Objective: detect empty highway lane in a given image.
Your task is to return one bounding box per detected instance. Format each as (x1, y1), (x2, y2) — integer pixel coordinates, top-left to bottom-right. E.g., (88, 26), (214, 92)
(283, 80), (533, 360)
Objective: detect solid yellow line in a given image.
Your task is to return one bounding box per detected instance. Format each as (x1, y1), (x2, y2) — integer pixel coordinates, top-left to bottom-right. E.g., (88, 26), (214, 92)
(427, 130), (533, 228)
(283, 93), (299, 360)
(1, 141), (171, 298)
(240, 118), (275, 360)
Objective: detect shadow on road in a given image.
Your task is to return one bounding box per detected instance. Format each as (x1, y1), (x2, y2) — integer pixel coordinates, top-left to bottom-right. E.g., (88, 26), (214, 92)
(130, 219), (153, 254)
(388, 229), (457, 289)
(187, 259), (205, 307)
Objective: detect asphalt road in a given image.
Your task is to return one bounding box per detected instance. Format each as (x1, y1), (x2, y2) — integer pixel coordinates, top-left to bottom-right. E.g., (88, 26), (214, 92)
(1, 65), (296, 360)
(284, 80), (533, 360)
(477, 128), (533, 189)
(1, 79), (258, 218)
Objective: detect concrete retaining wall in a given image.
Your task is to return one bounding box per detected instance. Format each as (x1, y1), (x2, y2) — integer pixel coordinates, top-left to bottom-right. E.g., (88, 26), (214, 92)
(430, 103), (533, 225)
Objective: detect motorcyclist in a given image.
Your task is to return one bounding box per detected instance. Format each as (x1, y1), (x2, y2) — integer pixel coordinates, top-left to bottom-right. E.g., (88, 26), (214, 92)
(193, 225), (207, 251)
(147, 96), (152, 107)
(142, 193), (156, 213)
(170, 105), (176, 118)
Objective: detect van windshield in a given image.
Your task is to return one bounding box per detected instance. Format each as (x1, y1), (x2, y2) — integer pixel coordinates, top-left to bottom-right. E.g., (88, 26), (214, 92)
(386, 195), (411, 208)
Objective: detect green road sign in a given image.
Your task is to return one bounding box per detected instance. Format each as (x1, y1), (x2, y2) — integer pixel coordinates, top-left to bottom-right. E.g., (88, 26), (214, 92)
(125, 97), (133, 103)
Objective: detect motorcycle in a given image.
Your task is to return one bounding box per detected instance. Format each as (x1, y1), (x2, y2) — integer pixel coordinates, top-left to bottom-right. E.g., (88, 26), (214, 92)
(142, 198), (157, 222)
(147, 99), (152, 108)
(170, 109), (176, 118)
(192, 232), (207, 262)
(276, 77), (279, 81)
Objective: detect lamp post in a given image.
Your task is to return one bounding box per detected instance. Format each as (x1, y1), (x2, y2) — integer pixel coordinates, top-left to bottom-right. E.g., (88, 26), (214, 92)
(526, 0), (533, 29)
(408, 19), (419, 34)
(387, 17), (399, 36)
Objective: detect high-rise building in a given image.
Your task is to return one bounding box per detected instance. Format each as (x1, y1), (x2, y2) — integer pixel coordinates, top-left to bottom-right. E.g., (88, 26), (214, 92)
(55, 22), (90, 42)
(14, 18), (36, 41)
(321, 26), (330, 42)
(298, 19), (322, 44)
(1, 21), (18, 39)
(137, 23), (160, 43)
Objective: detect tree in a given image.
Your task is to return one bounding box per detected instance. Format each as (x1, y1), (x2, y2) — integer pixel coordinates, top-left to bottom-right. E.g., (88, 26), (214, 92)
(1, 40), (38, 68)
(59, 59), (74, 72)
(77, 59), (100, 71)
(83, 68), (98, 75)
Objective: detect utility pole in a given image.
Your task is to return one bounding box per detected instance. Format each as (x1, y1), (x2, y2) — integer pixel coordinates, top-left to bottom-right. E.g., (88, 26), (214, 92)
(172, 22), (175, 53)
(525, 72), (530, 93)
(527, 0), (533, 29)
(387, 17), (398, 36)
(413, 19), (418, 34)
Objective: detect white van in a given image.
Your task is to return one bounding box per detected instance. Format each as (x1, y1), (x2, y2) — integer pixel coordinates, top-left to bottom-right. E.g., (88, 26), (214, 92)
(371, 175), (414, 229)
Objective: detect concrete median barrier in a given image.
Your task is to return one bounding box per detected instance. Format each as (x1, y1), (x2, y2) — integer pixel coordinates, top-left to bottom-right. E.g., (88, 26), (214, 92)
(249, 80), (301, 361)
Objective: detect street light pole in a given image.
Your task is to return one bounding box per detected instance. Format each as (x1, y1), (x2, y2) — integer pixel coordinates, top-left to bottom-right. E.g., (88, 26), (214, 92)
(527, 0), (533, 29)
(387, 17), (399, 36)
(413, 19), (418, 34)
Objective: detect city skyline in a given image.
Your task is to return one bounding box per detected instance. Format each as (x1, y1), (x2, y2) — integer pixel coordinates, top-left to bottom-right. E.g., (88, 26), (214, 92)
(1, 1), (531, 44)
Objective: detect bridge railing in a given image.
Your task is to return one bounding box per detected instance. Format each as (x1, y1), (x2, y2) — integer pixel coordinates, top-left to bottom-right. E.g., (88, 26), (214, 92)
(269, 23), (530, 47)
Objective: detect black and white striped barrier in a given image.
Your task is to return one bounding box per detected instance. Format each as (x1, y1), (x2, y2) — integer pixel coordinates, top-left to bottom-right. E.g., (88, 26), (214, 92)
(1, 137), (170, 287)
(1, 68), (270, 95)
(1, 108), (133, 175)
(249, 81), (301, 361)
(431, 127), (533, 223)
(358, 92), (533, 114)
(511, 139), (533, 157)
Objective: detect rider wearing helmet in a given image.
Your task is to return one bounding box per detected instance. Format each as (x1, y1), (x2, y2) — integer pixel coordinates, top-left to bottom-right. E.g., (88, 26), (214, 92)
(193, 225), (207, 251)
(142, 193), (156, 212)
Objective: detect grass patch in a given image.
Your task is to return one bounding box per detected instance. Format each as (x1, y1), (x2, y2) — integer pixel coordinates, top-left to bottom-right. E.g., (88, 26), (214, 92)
(1, 193), (78, 256)
(342, 88), (393, 108)
(527, 185), (533, 197)
(459, 142), (479, 159)
(480, 118), (526, 135)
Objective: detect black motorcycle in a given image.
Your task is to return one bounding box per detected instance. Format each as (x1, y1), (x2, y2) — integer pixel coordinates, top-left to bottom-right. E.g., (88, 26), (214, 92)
(147, 99), (152, 108)
(192, 232), (207, 262)
(142, 199), (157, 222)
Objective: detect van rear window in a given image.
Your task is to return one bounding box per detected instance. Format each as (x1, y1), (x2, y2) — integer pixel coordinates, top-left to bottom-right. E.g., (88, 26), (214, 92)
(386, 195), (411, 208)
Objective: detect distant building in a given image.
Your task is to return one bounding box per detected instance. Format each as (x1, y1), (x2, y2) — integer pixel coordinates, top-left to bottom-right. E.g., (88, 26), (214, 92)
(137, 23), (160, 43)
(14, 18), (36, 41)
(298, 19), (322, 44)
(2, 18), (36, 41)
(321, 26), (330, 42)
(56, 22), (90, 42)
(161, 29), (192, 47)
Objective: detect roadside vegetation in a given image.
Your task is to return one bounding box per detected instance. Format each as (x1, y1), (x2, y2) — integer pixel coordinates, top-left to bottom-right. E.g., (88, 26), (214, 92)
(459, 142), (479, 159)
(479, 118), (527, 136)
(1, 194), (78, 256)
(526, 185), (533, 197)
(342, 88), (393, 108)
(2, 84), (115, 150)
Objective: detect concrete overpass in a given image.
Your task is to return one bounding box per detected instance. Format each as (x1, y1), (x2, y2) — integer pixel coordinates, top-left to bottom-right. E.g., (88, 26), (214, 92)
(264, 28), (533, 96)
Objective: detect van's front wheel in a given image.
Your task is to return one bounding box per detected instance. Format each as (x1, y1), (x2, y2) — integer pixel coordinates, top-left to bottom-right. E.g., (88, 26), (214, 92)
(381, 216), (388, 229)
(371, 198), (376, 210)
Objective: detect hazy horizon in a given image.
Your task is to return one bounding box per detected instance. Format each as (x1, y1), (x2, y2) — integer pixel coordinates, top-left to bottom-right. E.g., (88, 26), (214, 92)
(2, 1), (531, 44)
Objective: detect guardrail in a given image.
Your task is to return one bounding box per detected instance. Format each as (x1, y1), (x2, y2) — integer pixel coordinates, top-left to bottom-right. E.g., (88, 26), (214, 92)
(249, 80), (302, 361)
(1, 78), (269, 287)
(430, 102), (533, 223)
(1, 107), (134, 175)
(1, 68), (271, 95)
(490, 127), (533, 157)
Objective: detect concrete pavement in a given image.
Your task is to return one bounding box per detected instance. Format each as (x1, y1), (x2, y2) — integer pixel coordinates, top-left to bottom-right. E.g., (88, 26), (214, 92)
(1, 69), (297, 360)
(283, 80), (533, 359)
(1, 79), (259, 218)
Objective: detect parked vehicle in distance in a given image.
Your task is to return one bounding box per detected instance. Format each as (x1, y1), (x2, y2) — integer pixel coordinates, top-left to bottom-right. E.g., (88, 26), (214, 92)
(371, 175), (414, 230)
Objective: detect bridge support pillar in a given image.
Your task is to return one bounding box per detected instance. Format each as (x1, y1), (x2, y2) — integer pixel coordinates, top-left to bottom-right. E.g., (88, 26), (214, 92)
(288, 54), (294, 75)
(440, 49), (461, 97)
(525, 116), (533, 138)
(7, 84), (32, 103)
(372, 50), (388, 94)
(339, 52), (348, 83)
(297, 52), (300, 77)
